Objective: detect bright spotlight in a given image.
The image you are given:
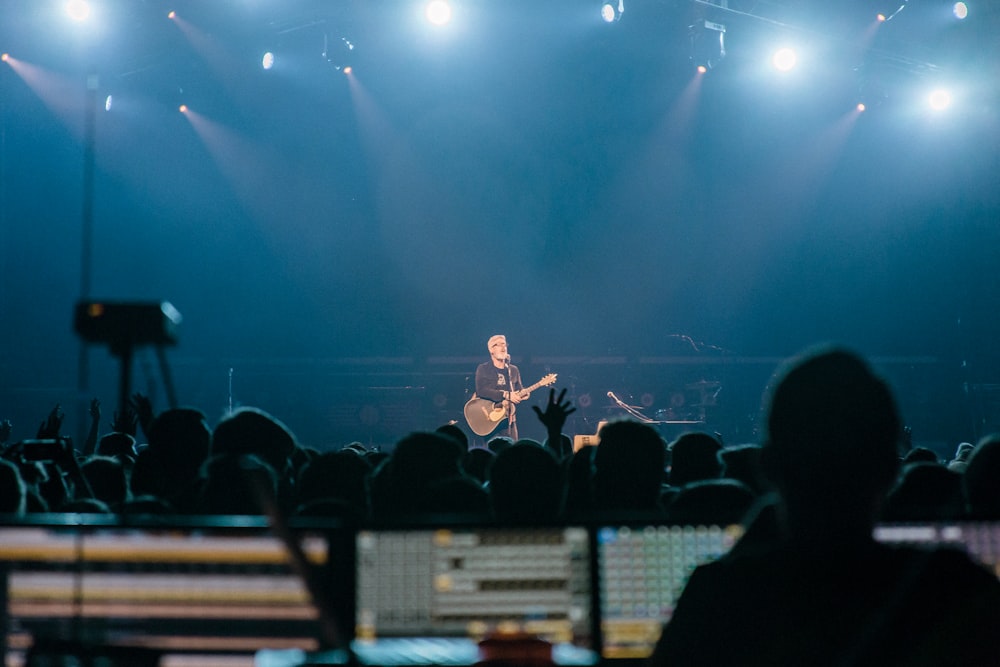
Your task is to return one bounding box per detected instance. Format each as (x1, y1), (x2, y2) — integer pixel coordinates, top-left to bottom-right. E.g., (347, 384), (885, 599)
(167, 10), (176, 19)
(425, 0), (452, 26)
(771, 47), (797, 72)
(343, 66), (353, 75)
(1, 53), (8, 63)
(877, 13), (886, 22)
(856, 103), (866, 112)
(104, 95), (113, 111)
(697, 64), (707, 74)
(601, 0), (624, 22)
(65, 0), (91, 22)
(261, 52), (275, 70)
(178, 104), (188, 113)
(953, 2), (968, 19)
(928, 89), (952, 111)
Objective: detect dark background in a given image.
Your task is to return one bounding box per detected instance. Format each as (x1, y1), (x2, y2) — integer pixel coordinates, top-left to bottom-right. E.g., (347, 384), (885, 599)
(1, 0), (998, 450)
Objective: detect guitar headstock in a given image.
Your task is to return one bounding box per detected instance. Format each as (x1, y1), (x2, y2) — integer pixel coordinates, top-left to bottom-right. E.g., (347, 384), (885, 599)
(541, 373), (557, 386)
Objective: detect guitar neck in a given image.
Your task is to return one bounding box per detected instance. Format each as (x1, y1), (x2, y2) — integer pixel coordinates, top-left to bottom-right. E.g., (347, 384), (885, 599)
(519, 375), (556, 395)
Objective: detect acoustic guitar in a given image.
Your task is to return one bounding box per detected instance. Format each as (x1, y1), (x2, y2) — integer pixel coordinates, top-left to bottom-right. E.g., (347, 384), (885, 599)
(463, 373), (557, 436)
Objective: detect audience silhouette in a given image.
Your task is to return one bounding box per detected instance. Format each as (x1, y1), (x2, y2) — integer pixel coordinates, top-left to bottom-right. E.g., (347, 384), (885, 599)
(591, 419), (667, 513)
(649, 344), (1000, 666)
(963, 433), (1000, 518)
(1, 348), (1000, 667)
(489, 440), (565, 521)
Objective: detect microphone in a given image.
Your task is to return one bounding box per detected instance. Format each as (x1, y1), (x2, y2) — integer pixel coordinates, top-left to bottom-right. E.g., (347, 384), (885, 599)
(505, 355), (511, 362)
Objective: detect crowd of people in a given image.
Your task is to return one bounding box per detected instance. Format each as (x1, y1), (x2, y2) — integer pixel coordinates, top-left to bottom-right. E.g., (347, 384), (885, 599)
(2, 344), (1000, 663)
(0, 352), (998, 525)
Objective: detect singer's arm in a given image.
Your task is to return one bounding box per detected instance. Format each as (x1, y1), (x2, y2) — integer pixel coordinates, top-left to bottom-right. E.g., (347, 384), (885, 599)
(510, 366), (525, 396)
(475, 364), (507, 403)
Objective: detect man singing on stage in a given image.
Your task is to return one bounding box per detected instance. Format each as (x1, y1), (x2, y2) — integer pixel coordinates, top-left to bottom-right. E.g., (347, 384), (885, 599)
(473, 334), (525, 441)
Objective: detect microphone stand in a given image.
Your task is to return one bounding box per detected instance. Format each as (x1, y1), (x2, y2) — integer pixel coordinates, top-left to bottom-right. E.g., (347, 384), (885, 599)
(505, 356), (519, 441)
(607, 391), (657, 423)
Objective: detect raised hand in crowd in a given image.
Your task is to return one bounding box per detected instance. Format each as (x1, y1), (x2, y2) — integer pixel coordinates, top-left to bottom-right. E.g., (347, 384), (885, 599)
(129, 392), (155, 440)
(83, 398), (101, 455)
(36, 404), (64, 439)
(532, 387), (576, 459)
(112, 403), (139, 437)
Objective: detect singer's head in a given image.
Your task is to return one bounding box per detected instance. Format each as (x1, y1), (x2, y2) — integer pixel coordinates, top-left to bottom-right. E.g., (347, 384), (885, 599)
(487, 334), (507, 351)
(488, 334), (509, 366)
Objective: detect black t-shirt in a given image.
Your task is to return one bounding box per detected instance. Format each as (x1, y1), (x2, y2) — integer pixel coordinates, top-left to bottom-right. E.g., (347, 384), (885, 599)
(475, 362), (522, 403)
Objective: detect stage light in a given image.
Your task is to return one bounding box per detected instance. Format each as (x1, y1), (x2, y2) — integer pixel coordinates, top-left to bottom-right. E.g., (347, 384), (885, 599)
(261, 52), (275, 70)
(65, 0), (91, 22)
(178, 104), (188, 113)
(325, 35), (355, 72)
(928, 89), (952, 111)
(425, 0), (452, 26)
(167, 10), (176, 20)
(689, 20), (726, 71)
(601, 0), (624, 23)
(104, 95), (112, 111)
(877, 13), (886, 22)
(953, 2), (968, 19)
(697, 64), (707, 74)
(343, 66), (353, 75)
(1, 53), (8, 63)
(771, 47), (797, 72)
(857, 103), (866, 112)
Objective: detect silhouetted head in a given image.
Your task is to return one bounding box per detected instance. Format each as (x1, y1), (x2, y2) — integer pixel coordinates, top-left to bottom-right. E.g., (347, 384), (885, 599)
(665, 478), (757, 525)
(211, 407), (298, 473)
(668, 431), (723, 487)
(762, 345), (902, 513)
(593, 419), (667, 511)
(96, 432), (137, 462)
(147, 407), (211, 468)
(462, 447), (495, 484)
(81, 455), (128, 510)
(947, 441), (975, 473)
(436, 423), (469, 451)
(902, 446), (939, 465)
(490, 442), (564, 520)
(487, 436), (514, 456)
(882, 461), (964, 521)
(296, 449), (372, 513)
(964, 433), (1000, 518)
(0, 459), (26, 515)
(719, 443), (769, 495)
(389, 431), (464, 489)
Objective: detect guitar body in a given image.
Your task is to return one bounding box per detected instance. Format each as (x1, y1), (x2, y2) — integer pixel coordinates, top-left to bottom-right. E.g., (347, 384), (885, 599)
(464, 397), (510, 437)
(464, 373), (557, 437)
